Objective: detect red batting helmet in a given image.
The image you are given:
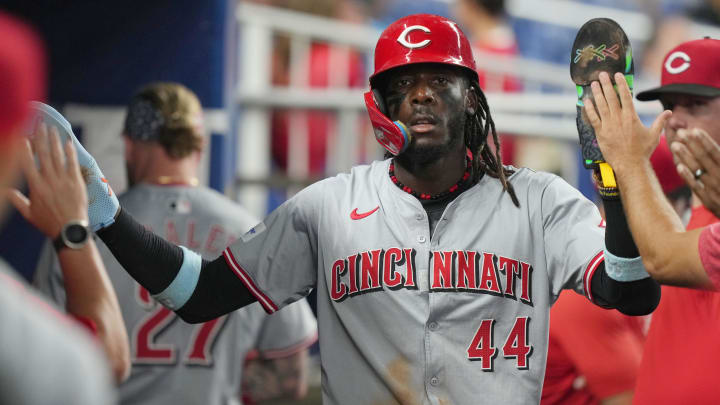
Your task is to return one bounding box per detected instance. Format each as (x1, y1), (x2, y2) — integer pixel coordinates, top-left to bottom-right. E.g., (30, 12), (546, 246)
(365, 14), (478, 155)
(369, 14), (478, 87)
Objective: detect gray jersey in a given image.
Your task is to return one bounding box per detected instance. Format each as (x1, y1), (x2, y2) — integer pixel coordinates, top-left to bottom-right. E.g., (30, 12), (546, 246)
(223, 159), (606, 405)
(35, 184), (317, 405)
(0, 260), (116, 405)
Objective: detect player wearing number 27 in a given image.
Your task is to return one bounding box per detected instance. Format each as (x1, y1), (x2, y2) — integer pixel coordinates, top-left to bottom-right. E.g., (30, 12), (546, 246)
(34, 83), (317, 405)
(57, 15), (660, 405)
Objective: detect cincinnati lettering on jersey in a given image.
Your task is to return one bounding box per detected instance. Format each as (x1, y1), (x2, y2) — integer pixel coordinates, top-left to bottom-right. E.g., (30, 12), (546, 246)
(430, 251), (533, 306)
(330, 249), (533, 306)
(331, 248), (417, 302)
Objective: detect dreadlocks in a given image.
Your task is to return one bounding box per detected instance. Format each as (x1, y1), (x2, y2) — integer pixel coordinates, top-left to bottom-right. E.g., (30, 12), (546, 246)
(466, 79), (520, 207)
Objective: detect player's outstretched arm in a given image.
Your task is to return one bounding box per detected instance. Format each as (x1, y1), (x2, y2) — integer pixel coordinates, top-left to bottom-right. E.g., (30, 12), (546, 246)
(94, 209), (258, 323)
(584, 72), (713, 289)
(8, 123), (130, 382)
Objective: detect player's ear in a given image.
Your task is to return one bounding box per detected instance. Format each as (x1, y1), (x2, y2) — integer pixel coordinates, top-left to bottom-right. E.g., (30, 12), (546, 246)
(465, 85), (478, 116)
(122, 135), (133, 162)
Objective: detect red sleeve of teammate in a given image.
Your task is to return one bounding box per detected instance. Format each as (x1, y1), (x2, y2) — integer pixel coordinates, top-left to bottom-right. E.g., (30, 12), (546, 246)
(550, 293), (644, 399)
(699, 223), (720, 290)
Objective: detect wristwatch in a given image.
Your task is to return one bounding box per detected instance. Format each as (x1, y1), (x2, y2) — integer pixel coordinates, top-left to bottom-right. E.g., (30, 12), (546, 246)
(53, 220), (91, 251)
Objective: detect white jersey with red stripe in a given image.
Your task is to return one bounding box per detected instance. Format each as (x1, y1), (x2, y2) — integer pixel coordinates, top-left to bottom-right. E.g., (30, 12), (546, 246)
(223, 159), (605, 405)
(34, 184), (317, 405)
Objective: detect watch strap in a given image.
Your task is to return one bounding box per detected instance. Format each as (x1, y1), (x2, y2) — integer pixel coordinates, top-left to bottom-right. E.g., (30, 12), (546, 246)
(52, 233), (66, 252)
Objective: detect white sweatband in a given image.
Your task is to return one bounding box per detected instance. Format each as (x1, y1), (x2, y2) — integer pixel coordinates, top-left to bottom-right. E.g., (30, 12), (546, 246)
(604, 250), (650, 282)
(152, 246), (202, 310)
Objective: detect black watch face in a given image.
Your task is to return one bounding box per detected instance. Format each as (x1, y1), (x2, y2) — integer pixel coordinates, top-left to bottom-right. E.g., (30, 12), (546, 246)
(65, 224), (89, 244)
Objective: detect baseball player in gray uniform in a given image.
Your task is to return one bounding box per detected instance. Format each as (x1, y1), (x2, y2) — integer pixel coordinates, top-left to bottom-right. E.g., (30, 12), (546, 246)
(34, 83), (317, 405)
(39, 15), (662, 405)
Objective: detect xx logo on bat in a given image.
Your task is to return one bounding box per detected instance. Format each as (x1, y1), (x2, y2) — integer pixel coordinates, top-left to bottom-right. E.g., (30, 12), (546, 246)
(574, 43), (620, 64)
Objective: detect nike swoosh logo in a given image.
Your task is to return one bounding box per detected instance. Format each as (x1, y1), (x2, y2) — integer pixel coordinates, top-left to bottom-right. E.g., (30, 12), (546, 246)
(350, 206), (379, 220)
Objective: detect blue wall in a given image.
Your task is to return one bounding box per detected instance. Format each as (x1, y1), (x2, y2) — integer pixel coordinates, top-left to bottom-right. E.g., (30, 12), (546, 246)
(0, 0), (230, 280)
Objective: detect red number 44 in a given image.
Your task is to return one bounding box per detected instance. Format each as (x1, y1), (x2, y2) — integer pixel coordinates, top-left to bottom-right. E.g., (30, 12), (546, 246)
(467, 317), (532, 371)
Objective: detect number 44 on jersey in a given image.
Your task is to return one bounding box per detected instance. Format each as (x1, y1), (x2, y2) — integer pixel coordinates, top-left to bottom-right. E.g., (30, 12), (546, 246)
(467, 317), (532, 371)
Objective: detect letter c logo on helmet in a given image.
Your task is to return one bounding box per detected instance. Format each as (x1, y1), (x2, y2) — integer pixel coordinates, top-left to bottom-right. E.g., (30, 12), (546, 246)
(665, 51), (691, 75)
(397, 25), (431, 49)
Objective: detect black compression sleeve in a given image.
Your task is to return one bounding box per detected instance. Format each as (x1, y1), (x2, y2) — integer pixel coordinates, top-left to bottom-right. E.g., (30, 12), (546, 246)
(97, 209), (257, 322)
(593, 193), (659, 315)
(96, 208), (183, 294)
(602, 198), (639, 258)
(175, 257), (257, 323)
(590, 262), (660, 315)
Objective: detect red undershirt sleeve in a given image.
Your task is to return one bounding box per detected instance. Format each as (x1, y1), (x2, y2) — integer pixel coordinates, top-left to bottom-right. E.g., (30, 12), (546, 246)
(698, 223), (720, 290)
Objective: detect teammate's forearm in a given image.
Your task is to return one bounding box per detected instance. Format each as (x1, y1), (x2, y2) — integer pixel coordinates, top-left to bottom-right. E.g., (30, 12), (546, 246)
(96, 208), (184, 293)
(58, 240), (130, 382)
(615, 161), (711, 287)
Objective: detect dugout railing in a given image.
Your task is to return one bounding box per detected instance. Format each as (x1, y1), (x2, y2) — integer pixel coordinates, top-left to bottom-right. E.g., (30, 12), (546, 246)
(229, 0), (718, 217)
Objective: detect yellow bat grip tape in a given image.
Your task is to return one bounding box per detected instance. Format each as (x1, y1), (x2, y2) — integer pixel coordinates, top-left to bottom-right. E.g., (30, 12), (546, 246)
(599, 163), (617, 188)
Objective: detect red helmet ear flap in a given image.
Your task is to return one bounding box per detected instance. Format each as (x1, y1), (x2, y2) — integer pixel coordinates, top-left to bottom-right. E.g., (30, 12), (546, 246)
(364, 90), (410, 156)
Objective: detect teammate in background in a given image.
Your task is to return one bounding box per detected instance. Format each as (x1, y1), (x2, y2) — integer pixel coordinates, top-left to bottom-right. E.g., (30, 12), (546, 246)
(0, 12), (118, 404)
(42, 15), (660, 404)
(33, 83), (317, 405)
(581, 38), (720, 403)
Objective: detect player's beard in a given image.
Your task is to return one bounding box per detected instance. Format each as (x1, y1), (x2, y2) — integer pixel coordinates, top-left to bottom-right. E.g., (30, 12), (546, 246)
(396, 110), (467, 168)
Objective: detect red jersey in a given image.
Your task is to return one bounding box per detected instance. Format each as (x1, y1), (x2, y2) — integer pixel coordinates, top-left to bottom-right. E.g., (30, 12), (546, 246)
(699, 222), (720, 289)
(542, 292), (645, 405)
(633, 206), (720, 404)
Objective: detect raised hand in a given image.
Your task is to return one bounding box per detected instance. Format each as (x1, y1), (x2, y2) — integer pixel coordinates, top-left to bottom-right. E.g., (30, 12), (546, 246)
(583, 71), (672, 176)
(7, 122), (88, 238)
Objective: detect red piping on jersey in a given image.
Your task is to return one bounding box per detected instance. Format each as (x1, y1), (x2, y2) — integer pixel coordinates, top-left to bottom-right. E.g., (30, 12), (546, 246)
(223, 248), (279, 314)
(583, 251), (605, 303)
(259, 331), (319, 360)
(72, 315), (99, 336)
